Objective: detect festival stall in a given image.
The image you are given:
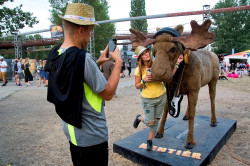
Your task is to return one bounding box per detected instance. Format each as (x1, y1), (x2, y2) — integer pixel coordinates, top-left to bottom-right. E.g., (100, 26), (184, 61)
(224, 50), (250, 64)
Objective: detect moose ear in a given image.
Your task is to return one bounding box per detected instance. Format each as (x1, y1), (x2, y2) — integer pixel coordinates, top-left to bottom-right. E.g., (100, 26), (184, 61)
(174, 25), (184, 35)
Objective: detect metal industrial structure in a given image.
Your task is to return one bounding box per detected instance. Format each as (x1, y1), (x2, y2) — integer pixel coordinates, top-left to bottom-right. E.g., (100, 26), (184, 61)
(0, 5), (250, 58)
(203, 5), (211, 21)
(14, 35), (22, 59)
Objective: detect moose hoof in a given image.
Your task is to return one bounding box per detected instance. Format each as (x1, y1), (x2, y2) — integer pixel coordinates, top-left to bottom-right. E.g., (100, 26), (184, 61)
(154, 133), (163, 139)
(183, 115), (189, 120)
(185, 143), (195, 149)
(210, 122), (217, 127)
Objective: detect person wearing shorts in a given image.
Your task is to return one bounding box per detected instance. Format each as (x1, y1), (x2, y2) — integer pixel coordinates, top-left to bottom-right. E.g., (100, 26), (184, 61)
(132, 46), (166, 151)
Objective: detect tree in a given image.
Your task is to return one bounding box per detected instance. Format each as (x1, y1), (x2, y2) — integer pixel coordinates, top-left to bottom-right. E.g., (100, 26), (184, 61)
(49, 0), (116, 58)
(211, 0), (250, 54)
(129, 0), (148, 33)
(0, 0), (39, 36)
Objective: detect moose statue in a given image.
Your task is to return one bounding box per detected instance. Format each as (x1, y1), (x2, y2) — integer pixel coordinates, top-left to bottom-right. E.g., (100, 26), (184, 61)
(130, 19), (220, 149)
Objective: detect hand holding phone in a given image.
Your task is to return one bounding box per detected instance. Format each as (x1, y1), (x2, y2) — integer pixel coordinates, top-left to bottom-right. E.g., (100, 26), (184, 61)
(108, 39), (117, 58)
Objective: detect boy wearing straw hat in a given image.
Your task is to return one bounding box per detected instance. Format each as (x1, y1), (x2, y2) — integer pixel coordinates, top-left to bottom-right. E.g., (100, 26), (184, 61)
(45, 3), (122, 166)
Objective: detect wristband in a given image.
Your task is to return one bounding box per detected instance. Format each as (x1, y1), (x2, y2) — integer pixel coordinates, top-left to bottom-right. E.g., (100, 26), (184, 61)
(175, 63), (180, 69)
(141, 79), (146, 84)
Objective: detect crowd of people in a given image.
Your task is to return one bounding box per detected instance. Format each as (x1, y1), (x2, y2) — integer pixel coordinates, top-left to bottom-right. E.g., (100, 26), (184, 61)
(220, 61), (250, 78)
(0, 56), (49, 87)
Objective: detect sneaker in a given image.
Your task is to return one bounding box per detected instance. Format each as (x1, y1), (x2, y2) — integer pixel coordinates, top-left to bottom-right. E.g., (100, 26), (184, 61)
(147, 140), (153, 151)
(2, 84), (6, 86)
(17, 84), (22, 86)
(5, 81), (8, 85)
(133, 114), (141, 129)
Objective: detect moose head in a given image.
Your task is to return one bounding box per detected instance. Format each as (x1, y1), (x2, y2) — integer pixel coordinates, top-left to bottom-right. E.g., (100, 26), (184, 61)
(129, 19), (215, 83)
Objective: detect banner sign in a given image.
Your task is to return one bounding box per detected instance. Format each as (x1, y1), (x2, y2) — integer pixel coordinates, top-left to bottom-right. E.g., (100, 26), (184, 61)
(50, 25), (64, 38)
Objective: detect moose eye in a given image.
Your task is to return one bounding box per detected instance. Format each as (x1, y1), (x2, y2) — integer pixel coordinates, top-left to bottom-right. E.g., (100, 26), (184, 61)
(169, 47), (176, 53)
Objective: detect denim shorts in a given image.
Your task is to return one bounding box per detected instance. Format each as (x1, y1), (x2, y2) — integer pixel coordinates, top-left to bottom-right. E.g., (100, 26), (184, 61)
(141, 93), (166, 126)
(44, 72), (49, 80)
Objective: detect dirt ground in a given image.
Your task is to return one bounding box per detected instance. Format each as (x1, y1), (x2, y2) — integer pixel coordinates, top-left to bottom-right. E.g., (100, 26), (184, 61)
(0, 71), (249, 166)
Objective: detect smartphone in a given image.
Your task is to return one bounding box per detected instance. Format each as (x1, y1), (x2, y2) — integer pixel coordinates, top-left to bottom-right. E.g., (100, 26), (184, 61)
(108, 39), (117, 58)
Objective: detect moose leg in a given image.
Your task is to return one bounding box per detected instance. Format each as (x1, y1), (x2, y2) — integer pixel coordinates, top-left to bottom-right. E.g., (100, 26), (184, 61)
(183, 105), (189, 120)
(185, 91), (199, 149)
(208, 81), (217, 127)
(155, 102), (168, 138)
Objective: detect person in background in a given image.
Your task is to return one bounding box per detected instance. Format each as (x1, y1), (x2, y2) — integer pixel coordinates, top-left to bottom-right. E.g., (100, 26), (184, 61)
(16, 57), (24, 86)
(227, 62), (231, 72)
(38, 60), (45, 87)
(23, 57), (33, 86)
(0, 56), (8, 86)
(45, 3), (122, 166)
(14, 59), (19, 85)
(43, 59), (49, 87)
(101, 60), (114, 80)
(36, 60), (43, 80)
(127, 58), (132, 77)
(101, 60), (117, 97)
(120, 59), (126, 78)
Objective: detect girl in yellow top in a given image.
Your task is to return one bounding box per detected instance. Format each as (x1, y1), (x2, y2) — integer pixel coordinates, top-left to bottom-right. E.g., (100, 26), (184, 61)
(133, 46), (166, 151)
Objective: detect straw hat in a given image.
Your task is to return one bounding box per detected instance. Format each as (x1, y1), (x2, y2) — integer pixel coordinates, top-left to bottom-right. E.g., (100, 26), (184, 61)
(135, 46), (148, 59)
(59, 3), (98, 25)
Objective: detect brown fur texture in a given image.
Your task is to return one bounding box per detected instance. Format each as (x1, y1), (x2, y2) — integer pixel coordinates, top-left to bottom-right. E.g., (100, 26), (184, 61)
(151, 31), (220, 149)
(129, 20), (215, 52)
(172, 19), (216, 50)
(129, 20), (219, 149)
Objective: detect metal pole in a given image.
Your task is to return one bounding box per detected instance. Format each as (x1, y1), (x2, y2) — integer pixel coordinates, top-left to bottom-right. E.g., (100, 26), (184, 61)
(203, 5), (211, 51)
(14, 35), (22, 59)
(87, 30), (95, 58)
(97, 5), (250, 24)
(1, 5), (249, 38)
(203, 5), (211, 21)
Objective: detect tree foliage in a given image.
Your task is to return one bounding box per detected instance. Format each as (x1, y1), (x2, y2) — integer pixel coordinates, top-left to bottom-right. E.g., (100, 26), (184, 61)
(211, 0), (250, 54)
(49, 0), (115, 57)
(0, 0), (39, 36)
(129, 0), (148, 33)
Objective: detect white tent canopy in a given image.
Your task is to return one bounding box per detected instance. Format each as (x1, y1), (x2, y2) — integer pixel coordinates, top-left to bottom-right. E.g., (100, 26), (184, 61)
(224, 50), (250, 64)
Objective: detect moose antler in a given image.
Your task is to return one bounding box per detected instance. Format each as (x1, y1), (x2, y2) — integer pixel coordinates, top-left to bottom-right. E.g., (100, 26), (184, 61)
(129, 28), (156, 51)
(172, 19), (215, 50)
(129, 19), (215, 51)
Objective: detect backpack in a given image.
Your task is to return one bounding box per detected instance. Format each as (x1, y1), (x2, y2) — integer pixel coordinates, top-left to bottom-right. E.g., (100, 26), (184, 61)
(21, 64), (25, 70)
(14, 63), (18, 71)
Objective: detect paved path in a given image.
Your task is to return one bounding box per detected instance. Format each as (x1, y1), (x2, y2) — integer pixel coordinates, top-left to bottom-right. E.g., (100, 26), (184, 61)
(0, 68), (136, 101)
(0, 78), (44, 101)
